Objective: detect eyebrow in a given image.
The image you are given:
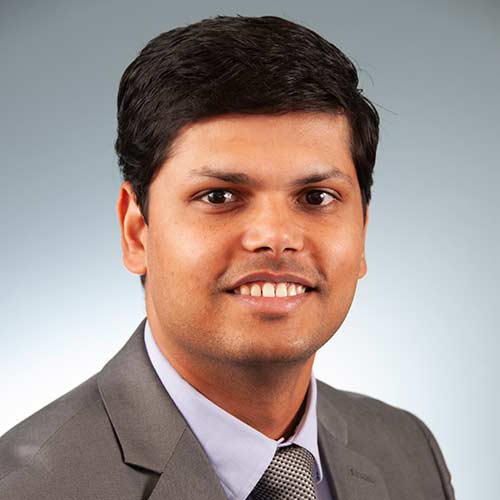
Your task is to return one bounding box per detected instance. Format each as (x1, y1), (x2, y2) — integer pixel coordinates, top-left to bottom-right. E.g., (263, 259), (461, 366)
(188, 165), (354, 188)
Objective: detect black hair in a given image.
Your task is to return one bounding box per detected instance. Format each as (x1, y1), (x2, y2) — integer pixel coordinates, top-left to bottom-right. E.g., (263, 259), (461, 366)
(114, 15), (380, 287)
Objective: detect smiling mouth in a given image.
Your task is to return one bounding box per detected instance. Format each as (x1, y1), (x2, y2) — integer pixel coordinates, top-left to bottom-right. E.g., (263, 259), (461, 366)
(227, 281), (314, 298)
(225, 287), (315, 315)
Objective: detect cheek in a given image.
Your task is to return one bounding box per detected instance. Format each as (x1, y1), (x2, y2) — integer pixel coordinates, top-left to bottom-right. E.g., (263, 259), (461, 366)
(148, 222), (226, 294)
(324, 226), (364, 281)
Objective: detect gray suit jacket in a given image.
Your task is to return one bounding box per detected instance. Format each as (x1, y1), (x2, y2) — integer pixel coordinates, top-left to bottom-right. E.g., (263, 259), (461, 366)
(0, 319), (455, 499)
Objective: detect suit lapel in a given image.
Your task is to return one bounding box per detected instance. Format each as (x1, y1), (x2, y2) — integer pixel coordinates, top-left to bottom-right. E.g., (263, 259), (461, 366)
(97, 319), (227, 500)
(148, 429), (226, 500)
(317, 386), (390, 500)
(148, 428), (227, 500)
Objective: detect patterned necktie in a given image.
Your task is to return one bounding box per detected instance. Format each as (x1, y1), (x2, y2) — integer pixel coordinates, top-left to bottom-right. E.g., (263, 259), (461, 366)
(250, 444), (318, 499)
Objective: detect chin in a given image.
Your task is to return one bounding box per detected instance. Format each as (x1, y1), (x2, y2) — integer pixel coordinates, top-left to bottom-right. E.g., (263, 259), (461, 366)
(217, 338), (321, 368)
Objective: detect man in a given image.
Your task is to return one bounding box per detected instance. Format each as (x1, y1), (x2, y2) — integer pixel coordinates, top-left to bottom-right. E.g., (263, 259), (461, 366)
(0, 15), (455, 500)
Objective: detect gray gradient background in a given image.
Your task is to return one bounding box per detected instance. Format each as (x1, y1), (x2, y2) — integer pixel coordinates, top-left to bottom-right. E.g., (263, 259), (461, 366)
(1, 1), (499, 498)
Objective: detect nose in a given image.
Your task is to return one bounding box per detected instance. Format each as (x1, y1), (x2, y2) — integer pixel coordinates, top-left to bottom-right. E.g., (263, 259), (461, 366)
(240, 196), (305, 256)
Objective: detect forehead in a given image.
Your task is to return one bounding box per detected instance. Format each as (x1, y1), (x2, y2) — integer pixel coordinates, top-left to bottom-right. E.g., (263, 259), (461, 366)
(160, 112), (356, 185)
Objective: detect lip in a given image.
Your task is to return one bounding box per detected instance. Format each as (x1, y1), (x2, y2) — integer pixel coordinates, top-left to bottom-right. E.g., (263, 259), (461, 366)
(226, 289), (313, 315)
(227, 272), (315, 291)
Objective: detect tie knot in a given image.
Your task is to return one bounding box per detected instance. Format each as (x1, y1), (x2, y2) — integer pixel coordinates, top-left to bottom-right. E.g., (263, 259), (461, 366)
(251, 444), (318, 499)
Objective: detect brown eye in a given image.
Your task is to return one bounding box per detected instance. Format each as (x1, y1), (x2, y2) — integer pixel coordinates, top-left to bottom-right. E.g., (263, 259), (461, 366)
(303, 190), (337, 206)
(200, 189), (237, 204)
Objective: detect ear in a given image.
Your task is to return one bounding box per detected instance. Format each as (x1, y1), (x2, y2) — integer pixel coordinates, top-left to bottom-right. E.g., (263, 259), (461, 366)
(117, 181), (147, 276)
(358, 207), (369, 279)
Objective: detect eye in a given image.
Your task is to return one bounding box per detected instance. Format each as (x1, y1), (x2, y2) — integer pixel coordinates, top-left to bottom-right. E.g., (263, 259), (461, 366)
(197, 188), (338, 207)
(301, 190), (338, 206)
(199, 189), (238, 204)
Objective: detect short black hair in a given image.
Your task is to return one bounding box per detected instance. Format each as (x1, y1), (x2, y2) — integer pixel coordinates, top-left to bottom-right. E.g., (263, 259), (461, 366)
(114, 15), (380, 287)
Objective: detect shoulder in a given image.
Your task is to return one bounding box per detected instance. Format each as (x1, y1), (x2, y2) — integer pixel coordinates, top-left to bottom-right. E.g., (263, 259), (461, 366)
(317, 378), (419, 423)
(316, 379), (455, 499)
(0, 374), (101, 478)
(317, 378), (438, 440)
(0, 374), (111, 497)
(0, 320), (158, 499)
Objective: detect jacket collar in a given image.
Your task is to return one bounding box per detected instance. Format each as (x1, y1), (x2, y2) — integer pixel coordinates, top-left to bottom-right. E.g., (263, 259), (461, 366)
(317, 383), (390, 500)
(97, 318), (227, 500)
(97, 318), (183, 473)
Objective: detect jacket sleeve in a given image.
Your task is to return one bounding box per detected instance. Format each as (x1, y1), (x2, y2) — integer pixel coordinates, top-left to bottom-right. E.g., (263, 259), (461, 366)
(403, 410), (456, 500)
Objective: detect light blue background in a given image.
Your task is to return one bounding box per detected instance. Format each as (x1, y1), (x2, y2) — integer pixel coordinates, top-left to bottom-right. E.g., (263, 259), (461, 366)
(1, 1), (499, 498)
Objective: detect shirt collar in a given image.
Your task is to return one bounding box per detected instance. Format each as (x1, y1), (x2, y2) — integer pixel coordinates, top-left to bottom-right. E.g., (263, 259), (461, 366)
(144, 319), (323, 500)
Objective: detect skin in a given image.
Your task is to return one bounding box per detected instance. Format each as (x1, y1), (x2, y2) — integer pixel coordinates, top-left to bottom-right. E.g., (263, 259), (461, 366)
(118, 111), (368, 439)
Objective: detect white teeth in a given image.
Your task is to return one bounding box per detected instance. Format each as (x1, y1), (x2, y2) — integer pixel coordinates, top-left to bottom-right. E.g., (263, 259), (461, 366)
(262, 282), (275, 297)
(234, 282), (308, 297)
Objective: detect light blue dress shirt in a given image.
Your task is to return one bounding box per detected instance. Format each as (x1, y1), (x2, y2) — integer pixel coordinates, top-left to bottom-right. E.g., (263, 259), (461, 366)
(144, 320), (333, 500)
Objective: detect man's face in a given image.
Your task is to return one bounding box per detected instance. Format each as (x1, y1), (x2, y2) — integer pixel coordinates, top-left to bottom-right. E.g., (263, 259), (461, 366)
(121, 112), (368, 368)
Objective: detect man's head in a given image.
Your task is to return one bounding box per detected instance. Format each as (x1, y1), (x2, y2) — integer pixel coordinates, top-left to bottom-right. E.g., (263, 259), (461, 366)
(116, 15), (379, 369)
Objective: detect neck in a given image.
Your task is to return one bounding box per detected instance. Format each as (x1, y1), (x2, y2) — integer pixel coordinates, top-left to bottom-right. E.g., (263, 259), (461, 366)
(150, 328), (314, 440)
(179, 358), (315, 440)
